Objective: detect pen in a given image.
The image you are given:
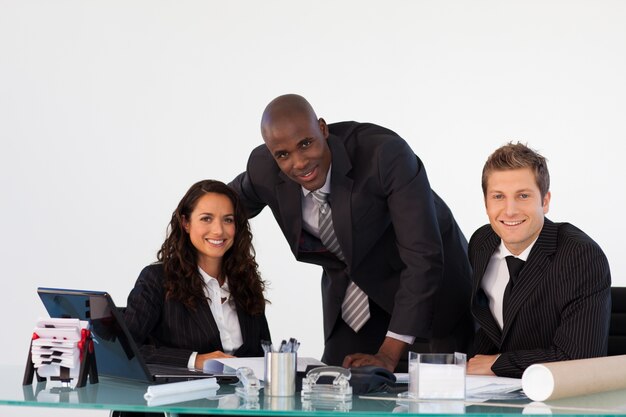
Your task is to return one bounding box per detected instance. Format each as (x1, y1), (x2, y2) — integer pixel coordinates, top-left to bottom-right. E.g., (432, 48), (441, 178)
(288, 337), (296, 352)
(260, 340), (271, 354)
(270, 337), (299, 353)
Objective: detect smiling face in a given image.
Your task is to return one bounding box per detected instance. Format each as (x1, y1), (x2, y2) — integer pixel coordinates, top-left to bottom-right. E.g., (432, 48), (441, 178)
(183, 192), (235, 275)
(263, 115), (332, 191)
(485, 167), (551, 255)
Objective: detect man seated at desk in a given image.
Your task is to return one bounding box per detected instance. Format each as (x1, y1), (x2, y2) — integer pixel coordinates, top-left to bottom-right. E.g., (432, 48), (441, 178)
(467, 142), (611, 378)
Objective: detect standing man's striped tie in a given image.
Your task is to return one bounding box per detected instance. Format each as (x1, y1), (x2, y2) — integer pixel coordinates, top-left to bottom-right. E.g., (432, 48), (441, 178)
(311, 190), (371, 332)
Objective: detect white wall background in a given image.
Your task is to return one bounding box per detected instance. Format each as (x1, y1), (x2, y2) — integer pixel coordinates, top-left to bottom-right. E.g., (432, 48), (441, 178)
(1, 0), (625, 414)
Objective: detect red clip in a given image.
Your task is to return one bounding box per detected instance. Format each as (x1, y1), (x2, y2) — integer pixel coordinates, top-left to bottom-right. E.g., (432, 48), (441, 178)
(32, 333), (39, 340)
(78, 328), (90, 361)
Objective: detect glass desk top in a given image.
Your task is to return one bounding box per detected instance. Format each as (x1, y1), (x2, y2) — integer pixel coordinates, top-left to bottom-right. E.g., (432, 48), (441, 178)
(3, 365), (626, 415)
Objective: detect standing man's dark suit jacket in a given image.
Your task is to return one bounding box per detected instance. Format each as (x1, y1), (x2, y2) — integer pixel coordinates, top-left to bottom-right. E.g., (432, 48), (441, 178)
(124, 264), (271, 366)
(230, 122), (473, 369)
(469, 219), (611, 378)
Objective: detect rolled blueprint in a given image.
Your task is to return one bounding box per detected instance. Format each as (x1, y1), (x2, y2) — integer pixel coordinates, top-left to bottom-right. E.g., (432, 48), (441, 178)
(522, 355), (626, 401)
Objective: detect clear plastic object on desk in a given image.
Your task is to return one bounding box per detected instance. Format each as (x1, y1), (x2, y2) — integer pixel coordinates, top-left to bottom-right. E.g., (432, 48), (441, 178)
(301, 366), (353, 401)
(301, 398), (353, 412)
(235, 367), (260, 398)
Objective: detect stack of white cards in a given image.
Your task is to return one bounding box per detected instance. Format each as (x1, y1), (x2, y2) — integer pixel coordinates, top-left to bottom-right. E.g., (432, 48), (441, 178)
(31, 318), (90, 380)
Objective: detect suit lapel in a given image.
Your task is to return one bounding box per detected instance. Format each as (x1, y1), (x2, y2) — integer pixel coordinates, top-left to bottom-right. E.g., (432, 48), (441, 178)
(234, 307), (251, 353)
(190, 299), (224, 351)
(472, 228), (504, 345)
(327, 135), (354, 267)
(501, 219), (558, 341)
(275, 173), (304, 256)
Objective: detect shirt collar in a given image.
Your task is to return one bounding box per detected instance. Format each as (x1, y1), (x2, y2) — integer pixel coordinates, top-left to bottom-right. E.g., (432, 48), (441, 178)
(495, 237), (537, 262)
(197, 267), (230, 296)
(301, 165), (332, 197)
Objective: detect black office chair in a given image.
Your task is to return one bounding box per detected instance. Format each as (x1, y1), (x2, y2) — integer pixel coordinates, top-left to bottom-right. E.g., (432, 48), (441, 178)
(608, 287), (626, 356)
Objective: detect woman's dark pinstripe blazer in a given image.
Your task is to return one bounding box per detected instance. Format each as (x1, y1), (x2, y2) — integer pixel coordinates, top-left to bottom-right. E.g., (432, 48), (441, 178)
(124, 263), (270, 366)
(469, 219), (611, 378)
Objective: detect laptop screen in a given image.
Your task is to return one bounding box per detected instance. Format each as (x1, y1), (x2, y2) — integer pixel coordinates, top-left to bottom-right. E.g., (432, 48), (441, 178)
(37, 287), (152, 383)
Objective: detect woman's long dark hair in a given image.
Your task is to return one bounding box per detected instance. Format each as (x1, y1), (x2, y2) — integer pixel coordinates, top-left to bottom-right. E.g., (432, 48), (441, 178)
(157, 180), (267, 315)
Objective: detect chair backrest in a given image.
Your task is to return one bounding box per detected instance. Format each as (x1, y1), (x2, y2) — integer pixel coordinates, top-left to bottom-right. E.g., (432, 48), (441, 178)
(608, 287), (626, 356)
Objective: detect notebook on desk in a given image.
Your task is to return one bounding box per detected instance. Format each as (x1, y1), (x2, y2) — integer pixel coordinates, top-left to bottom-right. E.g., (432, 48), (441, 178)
(36, 287), (237, 384)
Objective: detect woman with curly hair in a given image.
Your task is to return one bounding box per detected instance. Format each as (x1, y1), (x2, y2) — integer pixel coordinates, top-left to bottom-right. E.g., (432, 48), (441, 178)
(124, 180), (270, 369)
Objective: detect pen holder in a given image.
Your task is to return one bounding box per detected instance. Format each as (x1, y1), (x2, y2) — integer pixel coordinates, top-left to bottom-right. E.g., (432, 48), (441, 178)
(264, 352), (296, 396)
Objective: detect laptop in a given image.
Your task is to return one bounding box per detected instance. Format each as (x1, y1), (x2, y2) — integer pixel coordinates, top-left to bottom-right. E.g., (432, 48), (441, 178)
(36, 287), (238, 384)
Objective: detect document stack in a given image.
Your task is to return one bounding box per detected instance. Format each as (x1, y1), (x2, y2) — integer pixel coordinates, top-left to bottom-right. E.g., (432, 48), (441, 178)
(23, 318), (98, 388)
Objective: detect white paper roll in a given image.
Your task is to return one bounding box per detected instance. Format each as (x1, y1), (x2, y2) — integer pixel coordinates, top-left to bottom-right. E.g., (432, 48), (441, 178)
(522, 365), (555, 402)
(145, 388), (218, 406)
(144, 377), (218, 400)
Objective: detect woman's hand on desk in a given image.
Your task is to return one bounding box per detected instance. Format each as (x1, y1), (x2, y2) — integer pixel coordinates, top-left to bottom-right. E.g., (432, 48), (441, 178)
(195, 351), (235, 368)
(467, 354), (497, 375)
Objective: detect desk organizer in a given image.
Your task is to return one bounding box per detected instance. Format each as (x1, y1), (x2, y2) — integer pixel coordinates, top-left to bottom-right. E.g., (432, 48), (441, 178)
(23, 318), (98, 388)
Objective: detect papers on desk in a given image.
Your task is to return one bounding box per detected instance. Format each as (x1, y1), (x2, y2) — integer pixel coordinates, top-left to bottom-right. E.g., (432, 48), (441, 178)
(465, 375), (523, 401)
(203, 356), (325, 381)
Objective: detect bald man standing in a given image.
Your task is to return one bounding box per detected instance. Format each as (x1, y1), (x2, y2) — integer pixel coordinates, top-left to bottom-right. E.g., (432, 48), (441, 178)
(230, 94), (473, 371)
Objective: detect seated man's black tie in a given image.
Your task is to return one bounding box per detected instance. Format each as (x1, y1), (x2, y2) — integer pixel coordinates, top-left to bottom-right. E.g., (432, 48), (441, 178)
(503, 255), (525, 325)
